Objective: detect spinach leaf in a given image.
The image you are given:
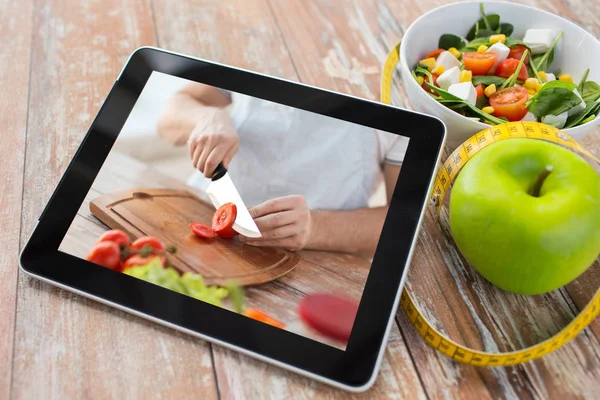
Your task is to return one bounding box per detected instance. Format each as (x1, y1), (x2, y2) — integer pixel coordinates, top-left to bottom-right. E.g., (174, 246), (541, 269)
(425, 81), (507, 125)
(500, 23), (514, 36)
(475, 29), (497, 38)
(525, 81), (580, 117)
(581, 81), (600, 102)
(480, 3), (492, 30)
(581, 114), (598, 125)
(504, 37), (528, 48)
(577, 68), (590, 93)
(472, 75), (506, 86)
(528, 58), (543, 83)
(466, 15), (500, 40)
(464, 103), (507, 124)
(424, 81), (462, 101)
(564, 100), (600, 128)
(415, 66), (433, 82)
(462, 41), (491, 52)
(439, 34), (467, 50)
(532, 31), (563, 71)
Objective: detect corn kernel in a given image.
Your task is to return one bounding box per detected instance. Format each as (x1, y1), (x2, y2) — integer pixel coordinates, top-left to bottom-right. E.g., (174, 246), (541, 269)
(482, 106), (495, 114)
(460, 70), (473, 83)
(484, 84), (497, 97)
(559, 74), (573, 83)
(524, 78), (540, 90)
(432, 65), (445, 75)
(535, 82), (544, 92)
(538, 71), (547, 81)
(527, 88), (536, 96)
(448, 47), (461, 59)
(490, 34), (506, 44)
(419, 57), (436, 72)
(417, 76), (424, 85)
(477, 45), (489, 54)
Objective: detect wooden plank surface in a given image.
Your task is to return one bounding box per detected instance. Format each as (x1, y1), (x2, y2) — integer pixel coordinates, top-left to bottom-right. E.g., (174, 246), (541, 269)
(0, 0), (33, 398)
(5, 0), (600, 399)
(12, 1), (218, 399)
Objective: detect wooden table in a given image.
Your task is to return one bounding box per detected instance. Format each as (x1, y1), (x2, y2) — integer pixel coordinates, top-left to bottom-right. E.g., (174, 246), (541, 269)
(3, 0), (599, 398)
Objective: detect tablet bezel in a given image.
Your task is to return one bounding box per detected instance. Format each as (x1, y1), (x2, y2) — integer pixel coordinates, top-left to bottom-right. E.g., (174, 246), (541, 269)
(20, 47), (445, 392)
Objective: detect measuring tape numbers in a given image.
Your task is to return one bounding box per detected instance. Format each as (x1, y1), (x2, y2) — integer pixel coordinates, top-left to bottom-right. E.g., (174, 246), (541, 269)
(381, 42), (600, 366)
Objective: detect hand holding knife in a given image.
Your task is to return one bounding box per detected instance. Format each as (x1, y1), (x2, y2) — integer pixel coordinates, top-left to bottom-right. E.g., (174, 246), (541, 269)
(205, 163), (262, 238)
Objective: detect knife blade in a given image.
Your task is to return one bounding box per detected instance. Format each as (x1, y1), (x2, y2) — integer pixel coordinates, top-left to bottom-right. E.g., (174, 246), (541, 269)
(205, 163), (262, 238)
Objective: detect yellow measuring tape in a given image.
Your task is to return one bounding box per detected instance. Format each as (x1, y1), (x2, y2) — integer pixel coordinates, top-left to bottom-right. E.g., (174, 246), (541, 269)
(382, 42), (600, 366)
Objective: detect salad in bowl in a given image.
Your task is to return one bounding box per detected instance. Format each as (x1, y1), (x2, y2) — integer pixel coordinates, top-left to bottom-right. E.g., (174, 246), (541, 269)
(411, 3), (600, 132)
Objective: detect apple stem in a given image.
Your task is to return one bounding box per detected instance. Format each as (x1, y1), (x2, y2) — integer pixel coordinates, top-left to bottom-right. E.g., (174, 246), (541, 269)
(529, 165), (554, 197)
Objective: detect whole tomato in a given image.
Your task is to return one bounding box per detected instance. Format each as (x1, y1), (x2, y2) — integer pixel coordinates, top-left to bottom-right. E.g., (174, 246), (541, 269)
(86, 242), (121, 270)
(130, 236), (166, 252)
(97, 229), (130, 247)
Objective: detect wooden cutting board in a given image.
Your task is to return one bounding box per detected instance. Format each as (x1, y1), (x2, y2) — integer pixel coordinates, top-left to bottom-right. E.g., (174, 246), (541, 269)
(89, 188), (301, 286)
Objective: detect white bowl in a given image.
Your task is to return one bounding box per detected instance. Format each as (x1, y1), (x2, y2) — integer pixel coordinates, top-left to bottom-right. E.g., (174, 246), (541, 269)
(399, 1), (600, 148)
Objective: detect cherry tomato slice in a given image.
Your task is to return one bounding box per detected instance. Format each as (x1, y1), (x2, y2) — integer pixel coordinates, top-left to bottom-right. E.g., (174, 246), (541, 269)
(243, 308), (285, 328)
(421, 73), (439, 95)
(97, 229), (130, 247)
(475, 83), (484, 98)
(130, 236), (166, 252)
(122, 254), (166, 271)
(212, 203), (238, 238)
(86, 241), (121, 271)
(489, 86), (529, 122)
(508, 45), (530, 65)
(462, 52), (497, 76)
(424, 48), (445, 60)
(495, 58), (529, 81)
(298, 293), (359, 342)
(190, 222), (217, 238)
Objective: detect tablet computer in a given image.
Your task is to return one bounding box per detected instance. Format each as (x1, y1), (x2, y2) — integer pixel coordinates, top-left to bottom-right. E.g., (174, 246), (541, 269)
(20, 47), (445, 392)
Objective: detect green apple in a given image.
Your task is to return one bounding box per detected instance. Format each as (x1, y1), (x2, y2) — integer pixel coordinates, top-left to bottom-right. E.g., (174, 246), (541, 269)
(449, 138), (600, 295)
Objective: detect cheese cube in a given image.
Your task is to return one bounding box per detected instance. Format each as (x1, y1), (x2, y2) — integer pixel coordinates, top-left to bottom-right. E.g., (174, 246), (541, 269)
(486, 42), (510, 70)
(436, 66), (461, 90)
(521, 112), (538, 122)
(435, 51), (461, 71)
(448, 82), (477, 105)
(542, 112), (568, 129)
(522, 29), (555, 55)
(544, 73), (556, 82)
(567, 89), (586, 116)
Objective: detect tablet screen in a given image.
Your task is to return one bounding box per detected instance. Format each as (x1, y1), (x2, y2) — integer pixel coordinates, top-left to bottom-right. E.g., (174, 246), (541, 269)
(58, 71), (410, 350)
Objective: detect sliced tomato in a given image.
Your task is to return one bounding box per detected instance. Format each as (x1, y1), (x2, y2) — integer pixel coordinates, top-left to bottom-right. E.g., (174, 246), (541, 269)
(508, 45), (530, 64)
(243, 308), (285, 328)
(424, 48), (445, 60)
(298, 294), (359, 342)
(489, 86), (529, 121)
(495, 58), (529, 81)
(475, 83), (484, 98)
(130, 236), (166, 252)
(462, 52), (497, 76)
(122, 254), (166, 271)
(86, 241), (121, 270)
(96, 229), (130, 247)
(190, 222), (217, 238)
(421, 73), (439, 95)
(212, 203), (238, 238)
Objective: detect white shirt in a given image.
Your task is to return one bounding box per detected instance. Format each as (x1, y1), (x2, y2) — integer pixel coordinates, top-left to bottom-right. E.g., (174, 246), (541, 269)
(187, 91), (408, 210)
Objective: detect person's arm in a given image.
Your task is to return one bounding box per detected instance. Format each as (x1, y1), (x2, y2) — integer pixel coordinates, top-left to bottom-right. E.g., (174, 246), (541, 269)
(156, 82), (232, 146)
(241, 163), (401, 257)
